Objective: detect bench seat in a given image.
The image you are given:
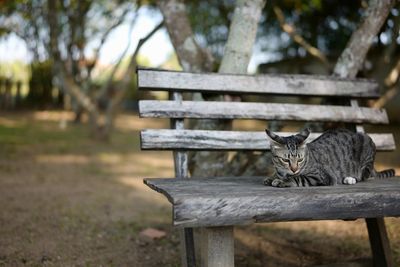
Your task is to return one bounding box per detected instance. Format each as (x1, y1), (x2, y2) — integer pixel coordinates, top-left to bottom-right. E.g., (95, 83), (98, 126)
(144, 176), (400, 228)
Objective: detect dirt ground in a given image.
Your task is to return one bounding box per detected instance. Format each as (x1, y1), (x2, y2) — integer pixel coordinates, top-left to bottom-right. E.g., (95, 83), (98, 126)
(0, 111), (399, 267)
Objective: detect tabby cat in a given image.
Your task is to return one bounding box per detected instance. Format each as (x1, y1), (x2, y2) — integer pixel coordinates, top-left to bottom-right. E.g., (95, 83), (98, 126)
(264, 128), (395, 187)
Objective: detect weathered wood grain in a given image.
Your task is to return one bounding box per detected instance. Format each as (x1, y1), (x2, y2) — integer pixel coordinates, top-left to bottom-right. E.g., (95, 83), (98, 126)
(143, 176), (400, 228)
(169, 92), (189, 178)
(137, 69), (380, 98)
(140, 129), (396, 151)
(200, 227), (234, 267)
(139, 100), (389, 124)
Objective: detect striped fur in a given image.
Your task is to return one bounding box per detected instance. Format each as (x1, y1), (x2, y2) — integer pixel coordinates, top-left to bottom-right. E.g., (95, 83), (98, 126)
(373, 169), (395, 178)
(264, 128), (395, 187)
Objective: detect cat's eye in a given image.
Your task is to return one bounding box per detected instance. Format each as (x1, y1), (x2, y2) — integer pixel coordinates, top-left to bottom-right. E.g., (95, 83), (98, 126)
(298, 158), (304, 162)
(280, 158), (289, 163)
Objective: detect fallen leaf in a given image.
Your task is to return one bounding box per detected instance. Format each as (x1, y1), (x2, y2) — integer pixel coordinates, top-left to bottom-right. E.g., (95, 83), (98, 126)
(139, 228), (166, 242)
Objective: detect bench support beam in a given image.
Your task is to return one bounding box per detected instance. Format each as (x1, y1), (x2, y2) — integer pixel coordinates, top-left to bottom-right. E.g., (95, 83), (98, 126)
(179, 228), (196, 267)
(365, 218), (393, 267)
(170, 91), (196, 267)
(201, 226), (234, 267)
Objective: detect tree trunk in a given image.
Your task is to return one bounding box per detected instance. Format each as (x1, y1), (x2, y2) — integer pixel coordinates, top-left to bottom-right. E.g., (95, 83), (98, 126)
(4, 79), (12, 110)
(219, 0), (266, 74)
(220, 0), (270, 176)
(47, 0), (119, 140)
(160, 0), (266, 177)
(333, 0), (395, 78)
(158, 0), (214, 72)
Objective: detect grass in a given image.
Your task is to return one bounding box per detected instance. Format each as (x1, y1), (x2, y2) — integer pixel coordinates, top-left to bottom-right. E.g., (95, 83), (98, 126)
(0, 111), (179, 266)
(0, 110), (399, 266)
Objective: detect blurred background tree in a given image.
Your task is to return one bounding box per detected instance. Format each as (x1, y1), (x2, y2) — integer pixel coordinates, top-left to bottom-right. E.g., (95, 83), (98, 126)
(0, 0), (163, 140)
(185, 0), (400, 80)
(1, 0), (399, 139)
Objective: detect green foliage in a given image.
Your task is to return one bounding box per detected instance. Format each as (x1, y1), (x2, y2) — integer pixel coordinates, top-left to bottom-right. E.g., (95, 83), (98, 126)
(185, 0), (397, 65)
(186, 0), (233, 59)
(0, 61), (30, 81)
(264, 0), (362, 56)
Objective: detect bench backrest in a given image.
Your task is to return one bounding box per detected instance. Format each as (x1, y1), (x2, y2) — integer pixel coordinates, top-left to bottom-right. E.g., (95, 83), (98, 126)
(138, 68), (395, 157)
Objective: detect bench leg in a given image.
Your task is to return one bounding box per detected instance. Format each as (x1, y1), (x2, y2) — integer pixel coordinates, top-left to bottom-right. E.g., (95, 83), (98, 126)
(201, 226), (234, 267)
(365, 218), (393, 267)
(180, 228), (196, 267)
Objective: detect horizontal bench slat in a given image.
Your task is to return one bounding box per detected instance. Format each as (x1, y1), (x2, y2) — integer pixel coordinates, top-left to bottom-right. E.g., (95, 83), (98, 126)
(138, 69), (380, 98)
(144, 176), (400, 228)
(139, 100), (389, 124)
(140, 130), (396, 151)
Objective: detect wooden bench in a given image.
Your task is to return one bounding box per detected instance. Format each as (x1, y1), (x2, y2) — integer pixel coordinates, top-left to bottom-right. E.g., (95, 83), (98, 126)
(138, 68), (400, 267)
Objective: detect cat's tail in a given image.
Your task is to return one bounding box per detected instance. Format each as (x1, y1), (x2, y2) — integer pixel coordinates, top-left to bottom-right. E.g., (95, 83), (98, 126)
(373, 169), (396, 178)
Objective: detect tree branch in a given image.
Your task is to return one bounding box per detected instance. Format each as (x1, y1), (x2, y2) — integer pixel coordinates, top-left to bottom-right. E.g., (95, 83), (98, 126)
(158, 0), (214, 72)
(124, 20), (164, 82)
(96, 16), (138, 100)
(119, 20), (164, 91)
(373, 86), (399, 108)
(384, 58), (400, 87)
(333, 0), (395, 78)
(273, 6), (330, 67)
(101, 20), (164, 136)
(373, 57), (400, 108)
(88, 8), (134, 77)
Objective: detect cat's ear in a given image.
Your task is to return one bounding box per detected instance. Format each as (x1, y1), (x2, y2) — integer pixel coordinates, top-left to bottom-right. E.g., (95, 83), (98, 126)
(296, 128), (311, 144)
(265, 129), (285, 144)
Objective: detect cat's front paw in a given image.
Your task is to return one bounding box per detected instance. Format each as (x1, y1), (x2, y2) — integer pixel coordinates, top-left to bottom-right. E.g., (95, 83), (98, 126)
(343, 177), (357, 185)
(263, 176), (274, 186)
(271, 179), (291, 188)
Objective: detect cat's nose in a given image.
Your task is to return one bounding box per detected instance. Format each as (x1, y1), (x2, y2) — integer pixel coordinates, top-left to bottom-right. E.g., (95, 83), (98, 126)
(290, 165), (298, 173)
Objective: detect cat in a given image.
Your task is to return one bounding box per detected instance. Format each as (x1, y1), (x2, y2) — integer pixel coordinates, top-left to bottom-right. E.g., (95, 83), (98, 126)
(263, 128), (395, 187)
